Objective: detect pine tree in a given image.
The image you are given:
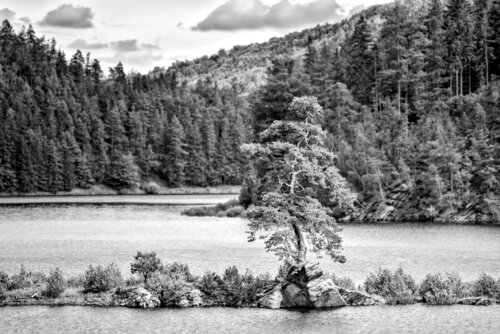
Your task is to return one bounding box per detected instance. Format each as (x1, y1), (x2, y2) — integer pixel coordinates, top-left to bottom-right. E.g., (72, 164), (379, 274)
(201, 115), (217, 185)
(344, 14), (374, 106)
(162, 115), (186, 187)
(243, 96), (355, 265)
(185, 121), (206, 186)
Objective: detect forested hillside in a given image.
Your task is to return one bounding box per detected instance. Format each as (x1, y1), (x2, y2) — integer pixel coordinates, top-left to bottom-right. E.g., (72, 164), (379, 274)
(0, 21), (250, 194)
(1, 0), (499, 221)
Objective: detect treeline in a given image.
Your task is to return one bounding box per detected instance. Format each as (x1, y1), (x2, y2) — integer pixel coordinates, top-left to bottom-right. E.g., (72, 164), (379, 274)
(1, 0), (500, 221)
(0, 21), (248, 193)
(245, 0), (500, 220)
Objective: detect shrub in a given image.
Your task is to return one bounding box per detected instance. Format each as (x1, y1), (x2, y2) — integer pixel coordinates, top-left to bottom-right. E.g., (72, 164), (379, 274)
(223, 267), (269, 306)
(182, 199), (243, 217)
(147, 264), (194, 305)
(472, 273), (498, 299)
(364, 268), (417, 304)
(222, 205), (245, 218)
(130, 251), (162, 283)
(162, 262), (194, 282)
(420, 273), (469, 305)
(8, 265), (46, 290)
(0, 271), (9, 287)
(44, 268), (65, 298)
(199, 271), (226, 302)
(0, 284), (5, 301)
(83, 263), (122, 293)
(143, 182), (160, 194)
(331, 273), (356, 290)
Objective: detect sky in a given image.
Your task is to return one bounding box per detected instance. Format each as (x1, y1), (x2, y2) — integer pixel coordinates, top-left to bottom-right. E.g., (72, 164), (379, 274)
(0, 0), (391, 73)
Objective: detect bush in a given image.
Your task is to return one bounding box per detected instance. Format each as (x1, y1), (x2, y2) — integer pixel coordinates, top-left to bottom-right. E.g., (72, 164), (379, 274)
(420, 273), (469, 305)
(221, 206), (245, 218)
(44, 268), (65, 298)
(472, 273), (498, 299)
(8, 265), (46, 290)
(83, 263), (122, 293)
(0, 284), (5, 301)
(331, 273), (356, 290)
(143, 182), (160, 194)
(197, 267), (269, 306)
(162, 262), (194, 282)
(147, 263), (194, 305)
(182, 199), (243, 217)
(199, 271), (226, 302)
(130, 251), (162, 283)
(0, 271), (9, 287)
(364, 268), (418, 304)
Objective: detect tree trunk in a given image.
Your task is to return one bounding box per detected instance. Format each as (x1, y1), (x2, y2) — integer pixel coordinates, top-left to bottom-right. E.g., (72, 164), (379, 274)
(485, 44), (489, 85)
(292, 223), (306, 265)
(397, 48), (401, 113)
(289, 170), (306, 265)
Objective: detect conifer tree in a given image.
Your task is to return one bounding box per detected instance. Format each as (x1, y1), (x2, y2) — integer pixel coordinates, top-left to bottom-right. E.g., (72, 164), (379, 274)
(243, 97), (355, 265)
(163, 115), (186, 187)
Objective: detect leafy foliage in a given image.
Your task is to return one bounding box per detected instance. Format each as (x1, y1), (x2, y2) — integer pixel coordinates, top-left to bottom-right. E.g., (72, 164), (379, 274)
(244, 97), (355, 265)
(44, 267), (65, 298)
(130, 251), (162, 283)
(472, 273), (499, 299)
(364, 267), (418, 304)
(83, 263), (122, 293)
(420, 272), (469, 304)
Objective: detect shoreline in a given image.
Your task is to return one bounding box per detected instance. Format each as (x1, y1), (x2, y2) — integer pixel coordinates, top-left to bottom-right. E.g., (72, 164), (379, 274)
(0, 193), (238, 207)
(1, 291), (496, 309)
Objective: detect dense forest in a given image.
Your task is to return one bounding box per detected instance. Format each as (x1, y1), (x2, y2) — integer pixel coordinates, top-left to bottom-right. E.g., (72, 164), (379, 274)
(1, 0), (499, 220)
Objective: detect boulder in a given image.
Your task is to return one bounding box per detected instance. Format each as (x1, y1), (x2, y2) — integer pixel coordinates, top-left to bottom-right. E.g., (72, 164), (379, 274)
(121, 287), (161, 309)
(258, 263), (347, 309)
(161, 288), (205, 307)
(338, 288), (382, 306)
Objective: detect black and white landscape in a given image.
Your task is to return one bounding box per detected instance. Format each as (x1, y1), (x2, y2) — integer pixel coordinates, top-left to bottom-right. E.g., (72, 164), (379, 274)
(1, 0), (499, 333)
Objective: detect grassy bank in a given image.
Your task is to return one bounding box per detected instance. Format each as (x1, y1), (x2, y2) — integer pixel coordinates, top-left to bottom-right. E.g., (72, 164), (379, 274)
(2, 257), (499, 308)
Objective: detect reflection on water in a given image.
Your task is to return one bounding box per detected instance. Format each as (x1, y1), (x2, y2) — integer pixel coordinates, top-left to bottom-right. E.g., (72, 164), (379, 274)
(1, 305), (500, 334)
(0, 205), (499, 283)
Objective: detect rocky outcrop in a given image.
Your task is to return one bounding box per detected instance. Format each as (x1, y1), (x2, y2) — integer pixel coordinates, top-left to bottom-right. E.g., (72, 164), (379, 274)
(458, 297), (496, 306)
(160, 288), (205, 307)
(338, 288), (383, 306)
(117, 287), (161, 309)
(349, 181), (500, 225)
(258, 263), (350, 309)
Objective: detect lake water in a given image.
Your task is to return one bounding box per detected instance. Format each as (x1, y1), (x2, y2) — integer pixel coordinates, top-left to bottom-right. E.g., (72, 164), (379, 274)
(1, 305), (500, 334)
(1, 203), (499, 333)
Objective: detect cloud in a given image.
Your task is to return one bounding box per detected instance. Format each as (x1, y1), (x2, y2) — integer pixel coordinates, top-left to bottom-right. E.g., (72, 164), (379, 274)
(0, 8), (16, 21)
(69, 38), (108, 49)
(193, 0), (344, 31)
(111, 39), (140, 52)
(41, 4), (94, 28)
(141, 43), (160, 50)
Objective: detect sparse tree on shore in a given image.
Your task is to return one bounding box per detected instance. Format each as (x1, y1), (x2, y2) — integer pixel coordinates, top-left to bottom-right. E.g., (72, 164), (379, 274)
(243, 97), (356, 266)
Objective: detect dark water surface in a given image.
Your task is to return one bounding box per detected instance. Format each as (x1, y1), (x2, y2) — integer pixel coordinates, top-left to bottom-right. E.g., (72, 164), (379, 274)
(1, 305), (499, 334)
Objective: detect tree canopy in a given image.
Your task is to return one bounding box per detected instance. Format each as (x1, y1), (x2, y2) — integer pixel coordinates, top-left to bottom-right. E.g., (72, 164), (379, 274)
(243, 97), (356, 265)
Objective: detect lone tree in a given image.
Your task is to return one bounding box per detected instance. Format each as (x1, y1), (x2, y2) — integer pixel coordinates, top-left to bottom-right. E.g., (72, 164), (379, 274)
(131, 251), (162, 283)
(242, 96), (355, 266)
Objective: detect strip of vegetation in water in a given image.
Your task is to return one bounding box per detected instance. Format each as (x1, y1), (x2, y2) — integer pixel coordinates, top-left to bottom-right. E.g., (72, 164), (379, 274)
(1, 253), (499, 309)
